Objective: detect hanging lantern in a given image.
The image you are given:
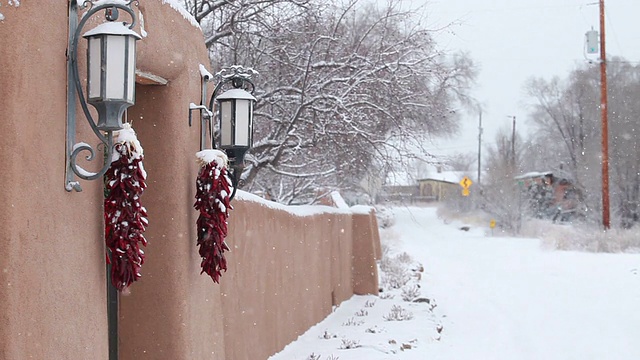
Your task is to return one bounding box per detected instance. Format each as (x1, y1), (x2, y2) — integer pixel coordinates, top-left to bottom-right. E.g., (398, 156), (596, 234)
(84, 21), (141, 131)
(216, 88), (256, 166)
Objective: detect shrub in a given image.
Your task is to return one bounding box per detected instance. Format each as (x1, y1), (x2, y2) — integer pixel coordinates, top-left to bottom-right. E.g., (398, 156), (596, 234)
(383, 305), (414, 321)
(339, 339), (361, 349)
(401, 285), (420, 302)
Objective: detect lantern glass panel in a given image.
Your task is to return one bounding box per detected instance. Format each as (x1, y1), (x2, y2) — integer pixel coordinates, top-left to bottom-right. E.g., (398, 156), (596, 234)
(126, 36), (136, 103)
(105, 35), (126, 100)
(220, 100), (233, 147)
(234, 99), (250, 146)
(88, 36), (102, 99)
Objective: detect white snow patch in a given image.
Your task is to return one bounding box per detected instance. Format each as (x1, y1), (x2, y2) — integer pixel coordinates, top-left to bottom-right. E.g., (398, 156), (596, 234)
(350, 205), (374, 215)
(84, 21), (141, 38)
(160, 0), (201, 30)
(235, 191), (352, 217)
(112, 123), (144, 161)
(138, 9), (147, 37)
(330, 191), (349, 210)
(271, 206), (640, 359)
(199, 64), (213, 80)
(196, 149), (228, 169)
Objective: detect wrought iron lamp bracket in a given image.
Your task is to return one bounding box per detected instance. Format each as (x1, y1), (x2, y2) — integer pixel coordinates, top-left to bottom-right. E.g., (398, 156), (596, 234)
(65, 0), (139, 192)
(190, 65), (257, 201)
(188, 68), (213, 151)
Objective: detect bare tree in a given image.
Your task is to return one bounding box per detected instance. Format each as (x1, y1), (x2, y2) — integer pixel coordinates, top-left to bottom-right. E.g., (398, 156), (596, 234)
(481, 127), (526, 233)
(525, 58), (640, 227)
(187, 0), (476, 204)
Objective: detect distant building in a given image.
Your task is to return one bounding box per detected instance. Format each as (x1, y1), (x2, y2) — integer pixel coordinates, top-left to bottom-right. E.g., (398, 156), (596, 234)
(515, 171), (581, 221)
(377, 168), (479, 204)
(378, 184), (420, 203)
(417, 171), (477, 202)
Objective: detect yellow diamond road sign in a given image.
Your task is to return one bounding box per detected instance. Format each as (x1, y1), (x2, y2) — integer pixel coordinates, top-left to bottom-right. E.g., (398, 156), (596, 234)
(459, 176), (472, 189)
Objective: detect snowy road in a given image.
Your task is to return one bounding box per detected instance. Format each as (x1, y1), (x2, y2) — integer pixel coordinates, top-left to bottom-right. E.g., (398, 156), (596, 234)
(271, 206), (640, 360)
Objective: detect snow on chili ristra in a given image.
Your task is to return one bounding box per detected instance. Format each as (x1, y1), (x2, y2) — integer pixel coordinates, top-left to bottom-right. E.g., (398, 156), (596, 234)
(104, 123), (148, 291)
(194, 149), (232, 283)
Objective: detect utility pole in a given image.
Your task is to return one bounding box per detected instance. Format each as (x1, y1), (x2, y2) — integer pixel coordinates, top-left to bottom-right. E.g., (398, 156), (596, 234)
(477, 109), (482, 186)
(600, 0), (611, 229)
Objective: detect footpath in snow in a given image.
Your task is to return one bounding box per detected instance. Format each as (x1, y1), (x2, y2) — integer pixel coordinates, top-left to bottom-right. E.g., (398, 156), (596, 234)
(270, 206), (640, 360)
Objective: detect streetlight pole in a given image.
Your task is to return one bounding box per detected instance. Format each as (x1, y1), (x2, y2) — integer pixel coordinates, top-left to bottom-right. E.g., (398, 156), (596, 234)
(600, 0), (611, 229)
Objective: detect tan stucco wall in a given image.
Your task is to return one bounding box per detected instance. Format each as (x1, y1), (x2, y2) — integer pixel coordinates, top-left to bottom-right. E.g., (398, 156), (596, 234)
(218, 200), (354, 360)
(352, 210), (381, 295)
(0, 2), (108, 359)
(0, 2), (380, 359)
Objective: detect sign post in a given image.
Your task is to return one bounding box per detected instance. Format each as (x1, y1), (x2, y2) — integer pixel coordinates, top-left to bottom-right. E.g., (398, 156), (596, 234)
(459, 176), (473, 196)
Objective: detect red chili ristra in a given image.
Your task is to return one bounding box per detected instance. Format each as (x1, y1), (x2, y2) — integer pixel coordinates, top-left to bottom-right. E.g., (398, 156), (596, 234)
(104, 142), (148, 291)
(194, 160), (232, 283)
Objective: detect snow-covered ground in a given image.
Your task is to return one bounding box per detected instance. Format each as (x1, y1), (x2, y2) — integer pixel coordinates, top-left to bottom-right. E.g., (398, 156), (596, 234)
(270, 206), (640, 360)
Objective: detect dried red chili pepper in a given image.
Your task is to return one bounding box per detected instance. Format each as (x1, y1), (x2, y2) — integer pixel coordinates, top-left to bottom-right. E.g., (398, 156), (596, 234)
(194, 150), (232, 283)
(104, 124), (148, 291)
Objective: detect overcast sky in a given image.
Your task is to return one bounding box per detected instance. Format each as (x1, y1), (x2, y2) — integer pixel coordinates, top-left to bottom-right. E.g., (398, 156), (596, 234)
(408, 0), (640, 161)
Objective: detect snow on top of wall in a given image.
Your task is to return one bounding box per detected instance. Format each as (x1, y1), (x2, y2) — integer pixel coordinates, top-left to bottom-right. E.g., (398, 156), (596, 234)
(235, 191), (355, 217)
(330, 191), (350, 210)
(160, 0), (201, 30)
(71, 1), (200, 31)
(350, 205), (374, 215)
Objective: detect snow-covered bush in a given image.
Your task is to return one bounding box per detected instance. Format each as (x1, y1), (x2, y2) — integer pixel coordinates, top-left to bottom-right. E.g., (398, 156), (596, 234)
(381, 266), (411, 290)
(319, 330), (336, 340)
(521, 218), (640, 253)
(375, 206), (395, 228)
(339, 339), (361, 349)
(380, 251), (416, 289)
(354, 309), (368, 317)
(342, 318), (363, 326)
(401, 285), (421, 302)
(395, 251), (413, 264)
(383, 305), (414, 321)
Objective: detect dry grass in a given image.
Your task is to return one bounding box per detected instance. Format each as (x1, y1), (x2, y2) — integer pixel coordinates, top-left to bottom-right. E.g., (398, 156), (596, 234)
(521, 218), (640, 253)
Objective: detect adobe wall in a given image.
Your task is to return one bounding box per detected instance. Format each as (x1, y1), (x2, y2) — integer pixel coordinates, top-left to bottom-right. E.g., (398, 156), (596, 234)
(219, 195), (355, 359)
(351, 207), (381, 295)
(0, 2), (380, 359)
(0, 2), (108, 359)
(114, 1), (226, 359)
